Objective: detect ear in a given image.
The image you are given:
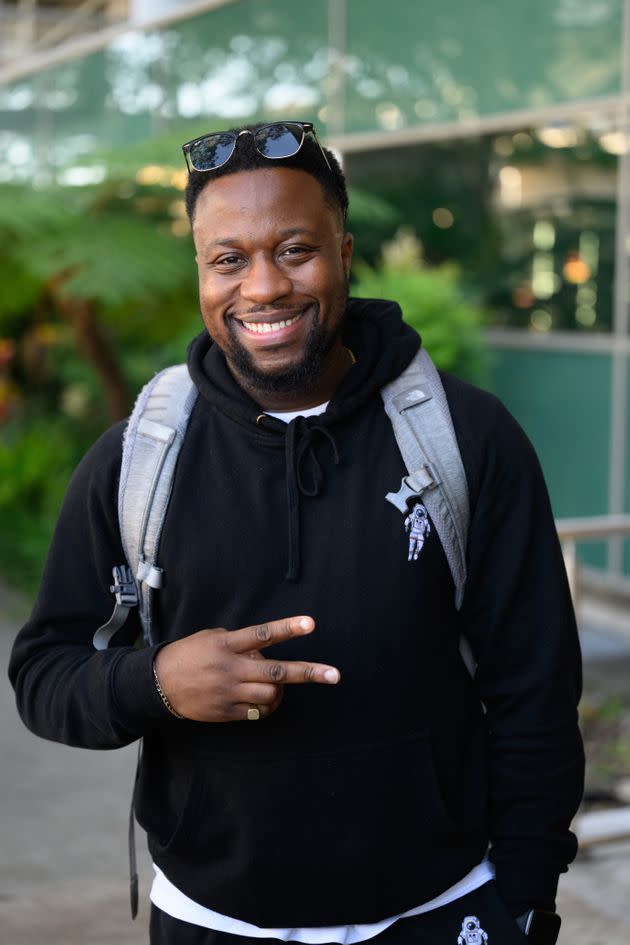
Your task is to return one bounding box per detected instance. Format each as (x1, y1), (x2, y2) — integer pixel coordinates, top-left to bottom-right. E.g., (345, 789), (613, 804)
(341, 231), (354, 280)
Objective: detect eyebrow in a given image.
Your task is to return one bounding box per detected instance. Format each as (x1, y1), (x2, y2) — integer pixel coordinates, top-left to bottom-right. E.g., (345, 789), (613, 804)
(277, 227), (318, 238)
(205, 227), (318, 250)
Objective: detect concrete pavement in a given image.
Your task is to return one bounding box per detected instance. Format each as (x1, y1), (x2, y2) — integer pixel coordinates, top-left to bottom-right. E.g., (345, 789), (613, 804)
(1, 584), (151, 944)
(2, 581), (630, 945)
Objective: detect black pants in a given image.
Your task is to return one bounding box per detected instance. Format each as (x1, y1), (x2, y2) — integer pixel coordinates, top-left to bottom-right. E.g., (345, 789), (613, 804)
(149, 881), (528, 944)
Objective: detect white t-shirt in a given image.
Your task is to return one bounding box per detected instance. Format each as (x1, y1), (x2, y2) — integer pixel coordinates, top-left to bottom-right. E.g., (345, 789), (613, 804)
(150, 859), (494, 943)
(265, 403), (330, 422)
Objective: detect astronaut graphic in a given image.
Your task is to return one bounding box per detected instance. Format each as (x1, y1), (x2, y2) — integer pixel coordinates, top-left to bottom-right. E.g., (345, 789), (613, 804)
(457, 915), (488, 945)
(404, 502), (431, 561)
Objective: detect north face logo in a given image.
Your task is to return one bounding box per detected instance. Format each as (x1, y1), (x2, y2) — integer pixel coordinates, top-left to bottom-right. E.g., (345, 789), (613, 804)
(404, 502), (431, 561)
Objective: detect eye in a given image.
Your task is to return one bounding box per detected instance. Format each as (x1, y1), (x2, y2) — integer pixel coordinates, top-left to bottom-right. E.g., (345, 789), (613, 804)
(280, 244), (315, 260)
(213, 253), (245, 270)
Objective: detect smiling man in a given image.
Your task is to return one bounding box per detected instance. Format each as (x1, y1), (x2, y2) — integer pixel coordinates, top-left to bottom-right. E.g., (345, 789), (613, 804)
(10, 121), (583, 945)
(192, 163), (353, 408)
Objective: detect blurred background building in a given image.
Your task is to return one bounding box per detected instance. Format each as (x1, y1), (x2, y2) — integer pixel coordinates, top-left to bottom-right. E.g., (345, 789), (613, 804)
(0, 0), (629, 593)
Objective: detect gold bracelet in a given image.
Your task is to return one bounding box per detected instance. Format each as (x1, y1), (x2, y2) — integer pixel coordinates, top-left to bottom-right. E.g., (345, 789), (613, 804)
(152, 662), (184, 720)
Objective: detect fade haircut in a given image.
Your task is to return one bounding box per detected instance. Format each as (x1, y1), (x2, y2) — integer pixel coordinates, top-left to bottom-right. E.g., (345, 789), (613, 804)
(184, 122), (348, 225)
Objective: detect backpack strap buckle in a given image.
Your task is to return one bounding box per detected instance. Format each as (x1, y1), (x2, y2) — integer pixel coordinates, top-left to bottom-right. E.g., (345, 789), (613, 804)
(385, 464), (440, 513)
(93, 566), (139, 650)
(111, 565), (139, 607)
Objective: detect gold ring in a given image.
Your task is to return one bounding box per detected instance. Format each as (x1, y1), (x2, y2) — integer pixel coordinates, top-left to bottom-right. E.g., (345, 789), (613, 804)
(247, 705), (260, 721)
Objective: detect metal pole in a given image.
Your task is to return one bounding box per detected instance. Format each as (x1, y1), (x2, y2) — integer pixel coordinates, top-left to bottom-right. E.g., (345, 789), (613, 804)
(562, 540), (580, 610)
(15, 0), (38, 55)
(608, 0), (630, 576)
(326, 0), (346, 140)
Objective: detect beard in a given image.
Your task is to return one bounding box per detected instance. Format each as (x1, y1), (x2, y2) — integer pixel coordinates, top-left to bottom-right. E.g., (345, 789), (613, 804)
(223, 291), (348, 396)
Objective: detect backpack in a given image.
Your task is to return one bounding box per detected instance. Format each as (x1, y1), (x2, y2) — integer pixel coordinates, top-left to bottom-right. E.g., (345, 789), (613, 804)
(92, 345), (472, 917)
(94, 346), (469, 652)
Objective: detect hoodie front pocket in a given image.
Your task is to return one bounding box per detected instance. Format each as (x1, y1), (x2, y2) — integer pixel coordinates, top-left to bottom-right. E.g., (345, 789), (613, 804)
(160, 731), (457, 869)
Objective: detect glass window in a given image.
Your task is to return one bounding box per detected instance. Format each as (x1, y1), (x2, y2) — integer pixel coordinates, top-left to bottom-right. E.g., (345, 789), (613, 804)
(344, 0), (623, 134)
(345, 121), (618, 332)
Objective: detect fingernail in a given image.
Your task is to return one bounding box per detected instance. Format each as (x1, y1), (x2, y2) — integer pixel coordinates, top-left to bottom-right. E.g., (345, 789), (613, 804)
(299, 618), (311, 630)
(324, 668), (340, 683)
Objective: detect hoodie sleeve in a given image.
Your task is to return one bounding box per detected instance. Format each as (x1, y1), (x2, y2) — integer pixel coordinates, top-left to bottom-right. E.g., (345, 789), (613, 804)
(8, 423), (172, 749)
(456, 389), (584, 917)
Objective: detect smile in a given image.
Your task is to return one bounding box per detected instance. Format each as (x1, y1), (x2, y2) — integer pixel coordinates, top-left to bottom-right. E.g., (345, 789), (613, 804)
(239, 312), (304, 335)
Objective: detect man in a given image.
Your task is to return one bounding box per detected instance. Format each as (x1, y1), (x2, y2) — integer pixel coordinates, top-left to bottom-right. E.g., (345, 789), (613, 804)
(10, 120), (584, 944)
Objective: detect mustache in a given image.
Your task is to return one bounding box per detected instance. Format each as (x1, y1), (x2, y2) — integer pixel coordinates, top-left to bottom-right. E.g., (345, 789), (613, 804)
(233, 304), (307, 317)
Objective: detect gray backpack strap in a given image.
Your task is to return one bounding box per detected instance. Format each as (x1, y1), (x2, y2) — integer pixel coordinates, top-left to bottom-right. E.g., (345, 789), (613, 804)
(381, 347), (469, 611)
(93, 364), (198, 649)
(118, 363), (198, 645)
(93, 364), (199, 918)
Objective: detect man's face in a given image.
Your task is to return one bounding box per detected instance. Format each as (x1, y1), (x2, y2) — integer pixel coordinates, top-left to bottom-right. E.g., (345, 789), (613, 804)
(192, 167), (353, 399)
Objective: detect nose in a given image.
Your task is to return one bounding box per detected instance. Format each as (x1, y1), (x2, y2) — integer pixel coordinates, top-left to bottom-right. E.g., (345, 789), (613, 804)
(240, 254), (292, 304)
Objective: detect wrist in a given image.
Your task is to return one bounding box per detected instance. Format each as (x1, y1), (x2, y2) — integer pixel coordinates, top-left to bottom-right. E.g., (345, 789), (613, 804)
(152, 657), (185, 720)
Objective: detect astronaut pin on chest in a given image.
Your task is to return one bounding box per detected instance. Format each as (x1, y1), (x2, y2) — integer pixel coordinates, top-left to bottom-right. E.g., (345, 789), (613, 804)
(404, 501), (431, 562)
(457, 915), (488, 945)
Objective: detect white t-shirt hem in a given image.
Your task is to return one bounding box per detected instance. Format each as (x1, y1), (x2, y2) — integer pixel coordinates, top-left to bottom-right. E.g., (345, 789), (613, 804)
(150, 857), (495, 943)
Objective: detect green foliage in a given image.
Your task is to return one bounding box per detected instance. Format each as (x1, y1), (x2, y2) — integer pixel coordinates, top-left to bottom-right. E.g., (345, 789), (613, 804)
(347, 188), (399, 227)
(346, 187), (402, 265)
(352, 229), (488, 383)
(0, 256), (41, 318)
(0, 187), (68, 332)
(0, 170), (199, 593)
(0, 183), (197, 322)
(0, 185), (75, 240)
(19, 213), (195, 307)
(0, 416), (96, 592)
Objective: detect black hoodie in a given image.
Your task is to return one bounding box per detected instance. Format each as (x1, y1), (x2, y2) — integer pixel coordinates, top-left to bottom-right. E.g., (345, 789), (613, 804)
(9, 299), (583, 927)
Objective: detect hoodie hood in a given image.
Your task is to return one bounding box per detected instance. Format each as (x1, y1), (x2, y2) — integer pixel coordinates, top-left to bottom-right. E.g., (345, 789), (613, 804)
(187, 297), (420, 429)
(187, 297), (420, 580)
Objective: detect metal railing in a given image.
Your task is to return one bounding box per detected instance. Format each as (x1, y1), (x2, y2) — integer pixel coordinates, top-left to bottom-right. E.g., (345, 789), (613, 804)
(557, 515), (630, 607)
(556, 515), (630, 849)
(29, 0), (115, 52)
(0, 0), (123, 66)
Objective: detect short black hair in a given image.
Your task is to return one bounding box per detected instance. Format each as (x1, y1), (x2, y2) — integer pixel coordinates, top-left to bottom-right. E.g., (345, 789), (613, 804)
(184, 121), (348, 225)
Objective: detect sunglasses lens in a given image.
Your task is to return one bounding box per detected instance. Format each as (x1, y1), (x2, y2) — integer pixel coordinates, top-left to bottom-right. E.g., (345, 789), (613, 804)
(189, 133), (235, 170)
(255, 123), (304, 159)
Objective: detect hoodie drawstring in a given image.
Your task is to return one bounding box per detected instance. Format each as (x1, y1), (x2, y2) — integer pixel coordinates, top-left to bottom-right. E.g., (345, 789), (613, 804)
(284, 418), (340, 581)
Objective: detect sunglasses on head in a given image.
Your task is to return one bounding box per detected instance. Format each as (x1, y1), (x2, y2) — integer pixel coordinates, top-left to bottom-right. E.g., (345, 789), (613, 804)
(182, 120), (331, 174)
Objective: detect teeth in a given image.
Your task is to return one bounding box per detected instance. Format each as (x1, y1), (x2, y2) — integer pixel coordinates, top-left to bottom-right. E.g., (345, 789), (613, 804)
(242, 313), (302, 334)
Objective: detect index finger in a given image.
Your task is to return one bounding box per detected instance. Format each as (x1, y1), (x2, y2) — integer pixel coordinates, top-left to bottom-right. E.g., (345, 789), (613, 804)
(228, 616), (315, 654)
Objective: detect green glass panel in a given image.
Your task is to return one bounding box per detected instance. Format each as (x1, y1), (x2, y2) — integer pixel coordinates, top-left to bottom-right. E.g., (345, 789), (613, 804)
(485, 346), (611, 569)
(0, 0), (330, 182)
(345, 129), (616, 333)
(1, 0), (625, 177)
(344, 0), (623, 133)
